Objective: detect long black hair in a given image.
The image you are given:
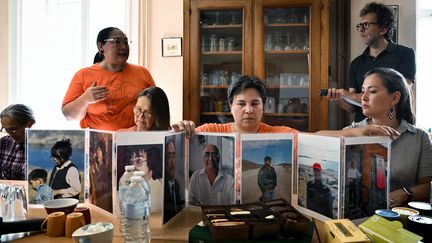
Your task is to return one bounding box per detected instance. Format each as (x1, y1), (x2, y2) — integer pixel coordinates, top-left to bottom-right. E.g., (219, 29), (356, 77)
(93, 27), (120, 64)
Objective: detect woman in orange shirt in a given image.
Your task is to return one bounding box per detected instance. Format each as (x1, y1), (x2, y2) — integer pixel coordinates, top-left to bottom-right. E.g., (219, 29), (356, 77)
(62, 27), (155, 131)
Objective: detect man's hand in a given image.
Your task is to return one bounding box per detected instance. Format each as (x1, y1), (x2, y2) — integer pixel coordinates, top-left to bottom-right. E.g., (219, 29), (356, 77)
(171, 120), (196, 139)
(389, 188), (409, 208)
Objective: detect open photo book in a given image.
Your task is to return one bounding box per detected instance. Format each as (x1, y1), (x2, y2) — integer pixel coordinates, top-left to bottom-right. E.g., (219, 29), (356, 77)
(20, 129), (391, 226)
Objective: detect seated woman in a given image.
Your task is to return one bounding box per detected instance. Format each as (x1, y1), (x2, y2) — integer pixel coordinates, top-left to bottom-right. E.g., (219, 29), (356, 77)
(345, 67), (432, 207)
(118, 86), (171, 131)
(0, 104), (35, 180)
(173, 75), (398, 138)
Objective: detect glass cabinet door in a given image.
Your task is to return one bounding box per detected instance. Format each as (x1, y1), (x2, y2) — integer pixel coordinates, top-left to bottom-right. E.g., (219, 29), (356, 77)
(262, 6), (311, 131)
(199, 9), (244, 124)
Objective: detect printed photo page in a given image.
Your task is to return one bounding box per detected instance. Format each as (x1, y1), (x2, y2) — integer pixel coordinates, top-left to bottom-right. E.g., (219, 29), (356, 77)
(240, 133), (294, 205)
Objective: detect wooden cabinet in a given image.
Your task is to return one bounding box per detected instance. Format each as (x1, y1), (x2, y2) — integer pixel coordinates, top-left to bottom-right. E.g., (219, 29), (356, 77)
(183, 0), (329, 132)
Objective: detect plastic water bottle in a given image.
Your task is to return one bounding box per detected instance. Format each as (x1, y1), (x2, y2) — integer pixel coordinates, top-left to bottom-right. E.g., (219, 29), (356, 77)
(123, 176), (150, 243)
(132, 171), (151, 240)
(118, 165), (135, 234)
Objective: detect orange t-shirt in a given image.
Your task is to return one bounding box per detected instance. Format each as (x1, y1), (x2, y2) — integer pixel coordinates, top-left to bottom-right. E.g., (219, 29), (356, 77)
(195, 122), (298, 134)
(62, 63), (155, 131)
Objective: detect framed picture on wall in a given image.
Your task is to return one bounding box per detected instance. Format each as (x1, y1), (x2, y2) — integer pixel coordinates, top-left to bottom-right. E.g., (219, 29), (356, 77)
(162, 37), (182, 57)
(388, 5), (399, 43)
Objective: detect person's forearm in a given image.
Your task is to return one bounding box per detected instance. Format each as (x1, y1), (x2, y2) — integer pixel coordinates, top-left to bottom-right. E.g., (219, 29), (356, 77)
(337, 101), (356, 113)
(316, 127), (364, 137)
(62, 95), (90, 121)
(412, 177), (432, 202)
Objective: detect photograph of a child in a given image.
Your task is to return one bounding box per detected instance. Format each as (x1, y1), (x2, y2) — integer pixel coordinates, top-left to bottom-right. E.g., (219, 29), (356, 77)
(27, 130), (85, 203)
(241, 134), (293, 204)
(297, 134), (339, 220)
(188, 134), (235, 206)
(89, 131), (113, 213)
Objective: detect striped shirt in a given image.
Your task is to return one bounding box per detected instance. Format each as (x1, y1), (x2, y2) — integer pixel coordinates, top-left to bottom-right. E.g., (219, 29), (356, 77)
(0, 135), (26, 180)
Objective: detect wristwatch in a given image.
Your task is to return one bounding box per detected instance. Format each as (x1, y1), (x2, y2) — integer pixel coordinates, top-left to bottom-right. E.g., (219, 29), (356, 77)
(403, 187), (414, 202)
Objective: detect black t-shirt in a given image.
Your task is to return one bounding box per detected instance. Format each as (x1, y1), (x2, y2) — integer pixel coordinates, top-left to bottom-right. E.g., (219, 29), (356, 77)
(348, 42), (416, 122)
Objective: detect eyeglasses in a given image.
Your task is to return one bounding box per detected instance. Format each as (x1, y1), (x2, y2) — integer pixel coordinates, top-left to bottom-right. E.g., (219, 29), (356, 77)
(133, 107), (152, 118)
(0, 126), (19, 134)
(356, 22), (378, 31)
(203, 152), (219, 158)
(104, 38), (132, 46)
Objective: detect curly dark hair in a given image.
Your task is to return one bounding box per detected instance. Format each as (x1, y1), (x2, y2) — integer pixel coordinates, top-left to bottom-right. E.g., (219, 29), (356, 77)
(51, 138), (73, 162)
(360, 2), (395, 41)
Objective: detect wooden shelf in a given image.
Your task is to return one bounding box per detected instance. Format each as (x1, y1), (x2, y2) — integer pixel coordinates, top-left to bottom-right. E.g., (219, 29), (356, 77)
(266, 85), (309, 89)
(265, 23), (309, 27)
(201, 24), (243, 29)
(265, 50), (309, 54)
(201, 51), (242, 55)
(202, 85), (229, 89)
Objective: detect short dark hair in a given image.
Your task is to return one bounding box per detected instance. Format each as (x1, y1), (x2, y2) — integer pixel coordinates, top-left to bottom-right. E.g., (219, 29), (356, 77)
(137, 87), (171, 130)
(360, 2), (395, 41)
(227, 76), (267, 105)
(93, 27), (121, 63)
(51, 138), (73, 162)
(0, 104), (35, 126)
(28, 168), (48, 182)
(363, 67), (414, 124)
(264, 155), (272, 161)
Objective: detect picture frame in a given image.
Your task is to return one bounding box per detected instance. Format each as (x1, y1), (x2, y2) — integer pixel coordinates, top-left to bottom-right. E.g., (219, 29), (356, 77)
(388, 5), (399, 43)
(162, 37), (182, 57)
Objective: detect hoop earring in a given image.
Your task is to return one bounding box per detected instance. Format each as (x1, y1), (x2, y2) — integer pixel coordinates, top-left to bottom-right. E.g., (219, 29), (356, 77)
(387, 108), (396, 120)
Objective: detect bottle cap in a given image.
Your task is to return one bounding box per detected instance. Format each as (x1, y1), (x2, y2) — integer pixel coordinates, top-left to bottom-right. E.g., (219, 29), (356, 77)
(125, 165), (135, 171)
(130, 176), (142, 182)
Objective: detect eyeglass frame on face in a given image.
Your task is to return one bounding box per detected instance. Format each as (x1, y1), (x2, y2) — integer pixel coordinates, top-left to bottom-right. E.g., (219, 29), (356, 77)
(356, 22), (379, 31)
(0, 126), (20, 134)
(103, 38), (132, 46)
(133, 107), (152, 119)
(203, 152), (220, 159)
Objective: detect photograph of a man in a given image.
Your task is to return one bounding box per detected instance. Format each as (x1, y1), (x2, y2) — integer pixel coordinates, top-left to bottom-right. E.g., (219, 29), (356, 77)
(164, 139), (184, 223)
(258, 155), (277, 201)
(306, 163), (333, 218)
(348, 160), (362, 205)
(188, 144), (234, 205)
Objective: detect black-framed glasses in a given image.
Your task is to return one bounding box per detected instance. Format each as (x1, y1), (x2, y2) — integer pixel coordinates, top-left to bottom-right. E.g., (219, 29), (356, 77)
(356, 22), (378, 31)
(203, 152), (219, 158)
(104, 38), (132, 46)
(133, 107), (152, 118)
(0, 126), (19, 134)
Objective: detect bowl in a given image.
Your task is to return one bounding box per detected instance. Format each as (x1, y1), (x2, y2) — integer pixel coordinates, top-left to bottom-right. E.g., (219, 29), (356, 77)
(43, 198), (79, 215)
(72, 222), (113, 243)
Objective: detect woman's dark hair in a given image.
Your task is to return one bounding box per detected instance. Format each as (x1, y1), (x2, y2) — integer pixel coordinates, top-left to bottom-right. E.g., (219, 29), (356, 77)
(227, 76), (267, 105)
(146, 147), (162, 180)
(360, 2), (395, 41)
(137, 87), (171, 130)
(363, 67), (415, 124)
(93, 27), (120, 64)
(0, 104), (35, 126)
(51, 138), (73, 162)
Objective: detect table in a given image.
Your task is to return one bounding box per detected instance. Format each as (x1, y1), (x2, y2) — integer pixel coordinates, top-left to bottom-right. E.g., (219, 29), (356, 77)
(1, 203), (203, 243)
(1, 203), (327, 243)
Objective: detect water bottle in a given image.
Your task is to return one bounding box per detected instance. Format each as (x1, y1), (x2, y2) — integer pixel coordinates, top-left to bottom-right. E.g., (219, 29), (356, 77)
(119, 165), (135, 234)
(133, 171), (151, 239)
(123, 176), (151, 243)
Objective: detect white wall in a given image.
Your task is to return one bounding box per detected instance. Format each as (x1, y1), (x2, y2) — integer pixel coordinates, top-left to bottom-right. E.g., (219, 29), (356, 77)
(147, 0), (184, 124)
(0, 0), (8, 109)
(349, 0), (416, 62)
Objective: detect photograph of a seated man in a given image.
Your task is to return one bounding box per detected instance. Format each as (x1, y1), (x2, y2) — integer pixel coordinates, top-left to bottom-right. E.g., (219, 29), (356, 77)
(188, 143), (234, 205)
(306, 163), (333, 218)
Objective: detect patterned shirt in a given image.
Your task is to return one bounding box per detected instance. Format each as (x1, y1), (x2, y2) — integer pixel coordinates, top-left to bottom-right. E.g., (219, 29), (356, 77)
(0, 135), (26, 180)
